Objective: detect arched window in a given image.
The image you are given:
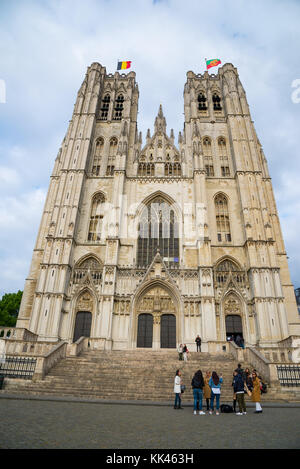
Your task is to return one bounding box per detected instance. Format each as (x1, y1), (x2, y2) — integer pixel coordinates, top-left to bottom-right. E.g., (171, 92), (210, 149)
(92, 137), (104, 176)
(138, 163), (155, 176)
(100, 94), (110, 120)
(109, 137), (118, 157)
(106, 165), (114, 176)
(113, 94), (124, 120)
(203, 137), (212, 156)
(197, 92), (207, 111)
(203, 137), (214, 176)
(87, 193), (105, 241)
(105, 137), (117, 175)
(137, 196), (179, 268)
(164, 163), (181, 177)
(213, 92), (222, 111)
(215, 194), (231, 242)
(218, 137), (227, 159)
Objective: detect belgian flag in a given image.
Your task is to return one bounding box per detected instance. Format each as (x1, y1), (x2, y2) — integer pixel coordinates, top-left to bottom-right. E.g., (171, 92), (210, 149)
(117, 60), (132, 70)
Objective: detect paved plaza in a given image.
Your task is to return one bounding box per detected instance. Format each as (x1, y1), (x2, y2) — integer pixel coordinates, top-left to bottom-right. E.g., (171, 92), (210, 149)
(0, 396), (299, 449)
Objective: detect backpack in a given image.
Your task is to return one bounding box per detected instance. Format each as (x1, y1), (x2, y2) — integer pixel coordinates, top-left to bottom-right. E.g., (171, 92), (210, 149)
(260, 382), (267, 394)
(220, 404), (233, 413)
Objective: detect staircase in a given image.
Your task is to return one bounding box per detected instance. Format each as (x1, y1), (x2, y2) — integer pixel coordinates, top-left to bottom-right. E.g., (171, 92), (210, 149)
(1, 349), (262, 403)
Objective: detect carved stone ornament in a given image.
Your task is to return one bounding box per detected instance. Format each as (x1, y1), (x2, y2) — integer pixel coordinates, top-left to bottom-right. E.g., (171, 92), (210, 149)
(76, 291), (93, 312)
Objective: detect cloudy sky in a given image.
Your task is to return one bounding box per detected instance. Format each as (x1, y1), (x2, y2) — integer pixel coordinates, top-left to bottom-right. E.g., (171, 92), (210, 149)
(0, 0), (300, 298)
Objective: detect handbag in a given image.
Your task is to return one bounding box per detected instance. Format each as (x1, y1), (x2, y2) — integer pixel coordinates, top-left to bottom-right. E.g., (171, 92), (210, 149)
(181, 385), (186, 393)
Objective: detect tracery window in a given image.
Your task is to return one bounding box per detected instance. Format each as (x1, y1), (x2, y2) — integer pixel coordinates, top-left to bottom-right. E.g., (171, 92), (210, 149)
(106, 165), (114, 176)
(100, 94), (110, 120)
(215, 194), (231, 242)
(87, 193), (105, 241)
(73, 256), (103, 284)
(218, 137), (228, 160)
(164, 163), (181, 177)
(109, 137), (118, 156)
(138, 163), (155, 176)
(205, 165), (214, 176)
(113, 94), (124, 120)
(92, 137), (104, 176)
(137, 196), (179, 268)
(203, 137), (212, 158)
(198, 92), (207, 111)
(214, 259), (246, 288)
(221, 166), (230, 177)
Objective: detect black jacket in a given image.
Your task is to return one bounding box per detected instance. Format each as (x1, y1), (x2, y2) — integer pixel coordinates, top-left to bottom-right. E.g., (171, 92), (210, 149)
(191, 375), (204, 389)
(233, 374), (245, 393)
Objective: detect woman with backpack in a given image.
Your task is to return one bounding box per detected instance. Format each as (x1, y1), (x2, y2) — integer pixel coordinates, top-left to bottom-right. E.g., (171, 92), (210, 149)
(209, 371), (223, 415)
(191, 370), (205, 415)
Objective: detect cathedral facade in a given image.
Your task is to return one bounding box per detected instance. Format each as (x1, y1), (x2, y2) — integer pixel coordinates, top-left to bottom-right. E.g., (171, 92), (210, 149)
(16, 62), (300, 352)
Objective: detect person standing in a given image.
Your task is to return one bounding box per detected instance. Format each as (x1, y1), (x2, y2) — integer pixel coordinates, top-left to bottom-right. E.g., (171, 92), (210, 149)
(251, 371), (263, 413)
(209, 371), (223, 415)
(203, 370), (211, 411)
(191, 370), (205, 415)
(174, 369), (183, 409)
(195, 335), (202, 352)
(233, 370), (247, 415)
(244, 368), (253, 392)
(182, 344), (189, 362)
(235, 363), (245, 378)
(231, 372), (237, 413)
(177, 344), (183, 361)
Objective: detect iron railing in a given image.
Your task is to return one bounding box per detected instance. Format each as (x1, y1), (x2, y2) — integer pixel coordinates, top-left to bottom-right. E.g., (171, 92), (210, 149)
(277, 365), (300, 387)
(0, 356), (37, 379)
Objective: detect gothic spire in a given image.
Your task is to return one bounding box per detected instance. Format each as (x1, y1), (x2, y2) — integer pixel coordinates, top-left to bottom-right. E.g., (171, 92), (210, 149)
(154, 104), (167, 134)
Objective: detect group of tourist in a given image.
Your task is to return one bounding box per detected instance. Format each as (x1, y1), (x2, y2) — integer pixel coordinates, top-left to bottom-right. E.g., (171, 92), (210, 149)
(177, 336), (202, 362)
(173, 364), (263, 415)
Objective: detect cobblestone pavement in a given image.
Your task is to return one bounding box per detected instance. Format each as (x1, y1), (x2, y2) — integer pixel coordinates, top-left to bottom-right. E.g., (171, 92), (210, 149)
(0, 397), (299, 449)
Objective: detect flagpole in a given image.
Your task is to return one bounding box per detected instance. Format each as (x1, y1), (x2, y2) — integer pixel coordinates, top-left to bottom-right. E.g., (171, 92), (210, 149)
(205, 58), (207, 71)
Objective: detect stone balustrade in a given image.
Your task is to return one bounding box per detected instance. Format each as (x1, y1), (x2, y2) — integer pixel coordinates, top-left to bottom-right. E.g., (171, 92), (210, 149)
(67, 336), (89, 356)
(4, 340), (54, 356)
(0, 327), (38, 341)
(33, 341), (68, 380)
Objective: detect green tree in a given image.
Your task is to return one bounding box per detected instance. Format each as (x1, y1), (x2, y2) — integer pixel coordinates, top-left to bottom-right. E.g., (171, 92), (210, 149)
(0, 291), (23, 327)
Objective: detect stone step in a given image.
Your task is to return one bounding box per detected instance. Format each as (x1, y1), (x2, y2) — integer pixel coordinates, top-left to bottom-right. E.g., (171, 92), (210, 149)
(1, 349), (267, 402)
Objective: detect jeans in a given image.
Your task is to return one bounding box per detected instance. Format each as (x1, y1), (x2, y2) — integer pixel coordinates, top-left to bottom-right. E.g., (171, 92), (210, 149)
(236, 392), (246, 413)
(210, 392), (220, 410)
(193, 389), (203, 411)
(196, 344), (201, 352)
(174, 393), (181, 408)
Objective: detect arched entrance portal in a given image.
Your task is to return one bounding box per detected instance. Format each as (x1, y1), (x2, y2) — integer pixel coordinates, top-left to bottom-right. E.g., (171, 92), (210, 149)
(225, 314), (243, 341)
(73, 311), (92, 342)
(73, 290), (94, 342)
(224, 292), (244, 345)
(135, 286), (177, 349)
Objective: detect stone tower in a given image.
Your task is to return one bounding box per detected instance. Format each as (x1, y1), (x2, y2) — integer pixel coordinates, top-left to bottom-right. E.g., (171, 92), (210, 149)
(17, 62), (300, 353)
